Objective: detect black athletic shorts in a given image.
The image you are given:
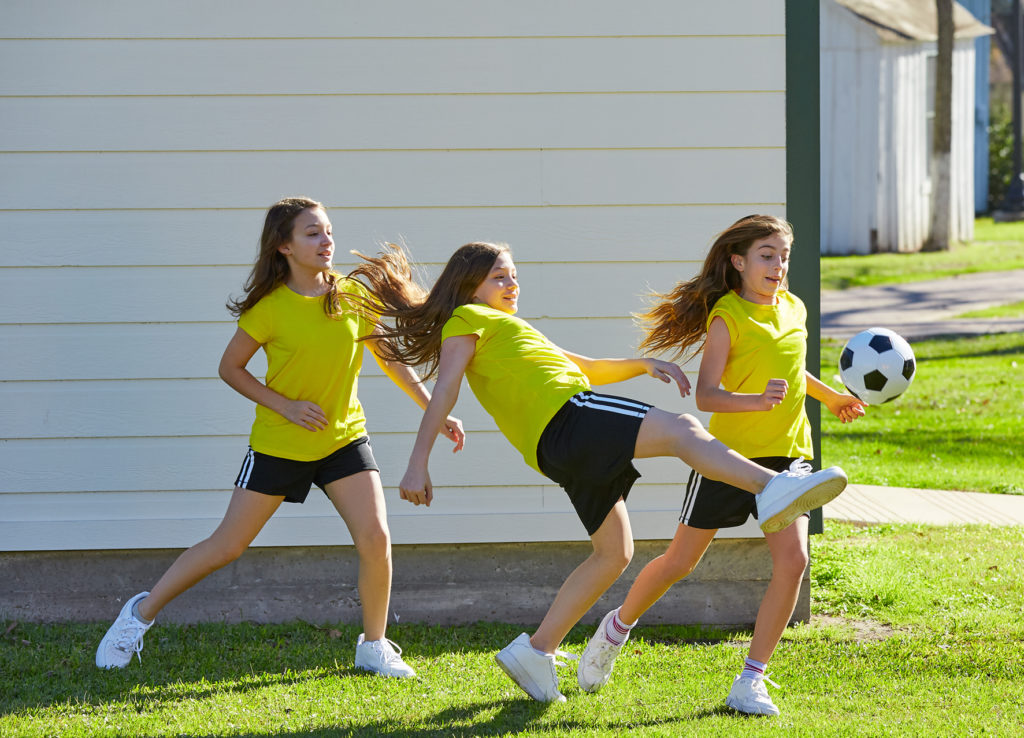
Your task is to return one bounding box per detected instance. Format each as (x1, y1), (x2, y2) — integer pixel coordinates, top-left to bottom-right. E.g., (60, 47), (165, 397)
(233, 436), (379, 503)
(681, 456), (802, 529)
(536, 391), (652, 535)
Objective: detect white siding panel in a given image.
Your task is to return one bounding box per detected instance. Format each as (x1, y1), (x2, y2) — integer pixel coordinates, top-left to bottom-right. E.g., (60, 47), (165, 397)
(1, 93), (785, 152)
(0, 486), (760, 552)
(0, 431), (698, 495)
(0, 38), (785, 96)
(1, 262), (690, 324)
(4, 0), (784, 39)
(0, 205), (779, 268)
(0, 318), (697, 381)
(2, 149), (783, 211)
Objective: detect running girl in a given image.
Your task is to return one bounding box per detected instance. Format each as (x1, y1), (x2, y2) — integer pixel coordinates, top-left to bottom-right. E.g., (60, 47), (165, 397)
(95, 197), (464, 677)
(347, 240), (848, 702)
(576, 214), (865, 716)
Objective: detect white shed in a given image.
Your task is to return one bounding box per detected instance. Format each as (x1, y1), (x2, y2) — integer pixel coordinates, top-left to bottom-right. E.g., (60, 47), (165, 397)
(820, 0), (992, 254)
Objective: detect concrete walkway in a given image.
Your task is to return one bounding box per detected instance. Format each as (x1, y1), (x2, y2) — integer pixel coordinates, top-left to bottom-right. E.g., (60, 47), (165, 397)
(823, 484), (1024, 526)
(821, 268), (1024, 340)
(820, 270), (1023, 526)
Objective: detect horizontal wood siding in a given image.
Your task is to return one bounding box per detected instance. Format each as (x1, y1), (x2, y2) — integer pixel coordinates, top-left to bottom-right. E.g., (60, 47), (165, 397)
(1, 0), (788, 551)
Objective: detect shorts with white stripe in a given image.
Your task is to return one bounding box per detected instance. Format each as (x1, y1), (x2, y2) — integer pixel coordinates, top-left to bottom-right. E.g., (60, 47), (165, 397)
(536, 391), (652, 535)
(680, 456), (796, 529)
(233, 436), (378, 504)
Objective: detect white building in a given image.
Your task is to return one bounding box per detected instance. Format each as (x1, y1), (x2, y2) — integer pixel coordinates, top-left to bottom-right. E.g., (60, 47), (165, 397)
(820, 0), (992, 254)
(1, 0), (816, 624)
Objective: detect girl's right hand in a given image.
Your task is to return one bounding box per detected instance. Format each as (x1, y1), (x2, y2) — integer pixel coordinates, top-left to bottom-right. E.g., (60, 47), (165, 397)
(399, 466), (433, 507)
(281, 400), (328, 431)
(759, 378), (788, 410)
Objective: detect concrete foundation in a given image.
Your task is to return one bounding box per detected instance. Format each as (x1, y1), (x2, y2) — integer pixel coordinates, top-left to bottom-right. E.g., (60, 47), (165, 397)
(0, 539), (808, 626)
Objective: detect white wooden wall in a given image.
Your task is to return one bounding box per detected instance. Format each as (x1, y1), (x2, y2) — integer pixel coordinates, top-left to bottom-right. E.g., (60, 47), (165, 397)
(1, 0), (787, 551)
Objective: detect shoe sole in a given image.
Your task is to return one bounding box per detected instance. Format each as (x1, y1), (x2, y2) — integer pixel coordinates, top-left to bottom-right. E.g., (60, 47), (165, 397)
(725, 696), (780, 717)
(355, 663), (416, 678)
(760, 474), (847, 534)
(494, 651), (564, 703)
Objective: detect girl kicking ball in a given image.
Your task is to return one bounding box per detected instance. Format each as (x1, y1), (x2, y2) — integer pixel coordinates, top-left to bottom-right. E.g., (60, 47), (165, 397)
(347, 240), (848, 702)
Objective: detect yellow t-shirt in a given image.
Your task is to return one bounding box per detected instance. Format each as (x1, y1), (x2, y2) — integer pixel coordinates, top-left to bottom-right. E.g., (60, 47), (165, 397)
(706, 290), (813, 459)
(237, 277), (376, 461)
(442, 303), (590, 472)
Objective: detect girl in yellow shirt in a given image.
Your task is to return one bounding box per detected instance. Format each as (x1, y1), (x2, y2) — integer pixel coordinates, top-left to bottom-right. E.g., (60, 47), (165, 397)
(96, 197), (464, 677)
(578, 215), (865, 717)
(348, 239), (849, 703)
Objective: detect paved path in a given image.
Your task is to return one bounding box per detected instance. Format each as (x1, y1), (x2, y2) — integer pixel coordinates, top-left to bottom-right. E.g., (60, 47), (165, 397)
(821, 268), (1024, 339)
(824, 484), (1024, 526)
(820, 270), (1023, 526)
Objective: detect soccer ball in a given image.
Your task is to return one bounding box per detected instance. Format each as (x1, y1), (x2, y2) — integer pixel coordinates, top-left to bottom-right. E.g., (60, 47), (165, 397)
(838, 327), (916, 404)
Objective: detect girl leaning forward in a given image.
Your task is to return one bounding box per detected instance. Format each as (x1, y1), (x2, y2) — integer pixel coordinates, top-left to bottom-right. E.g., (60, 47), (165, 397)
(95, 197), (464, 677)
(348, 241), (848, 702)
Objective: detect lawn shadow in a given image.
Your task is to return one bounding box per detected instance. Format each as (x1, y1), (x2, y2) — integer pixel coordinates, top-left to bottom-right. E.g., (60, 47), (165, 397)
(191, 697), (697, 737)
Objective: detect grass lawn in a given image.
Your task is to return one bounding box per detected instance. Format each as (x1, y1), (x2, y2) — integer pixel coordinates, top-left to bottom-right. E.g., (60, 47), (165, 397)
(820, 217), (1024, 290)
(3, 523), (1023, 736)
(819, 332), (1024, 494)
(956, 300), (1024, 319)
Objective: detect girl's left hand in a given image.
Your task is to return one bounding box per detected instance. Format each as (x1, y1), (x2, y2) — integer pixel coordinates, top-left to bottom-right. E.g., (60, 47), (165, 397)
(645, 359), (691, 397)
(441, 415), (466, 452)
(828, 393), (867, 423)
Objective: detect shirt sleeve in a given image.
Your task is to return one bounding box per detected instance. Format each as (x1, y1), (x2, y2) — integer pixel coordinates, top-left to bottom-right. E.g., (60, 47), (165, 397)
(708, 303), (739, 345)
(441, 307), (486, 342)
(237, 298), (273, 344)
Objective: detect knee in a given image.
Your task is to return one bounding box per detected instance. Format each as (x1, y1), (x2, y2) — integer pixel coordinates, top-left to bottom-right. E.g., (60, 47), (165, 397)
(202, 536), (248, 569)
(597, 542), (633, 576)
(774, 545), (809, 579)
(354, 523), (391, 561)
(661, 553), (699, 583)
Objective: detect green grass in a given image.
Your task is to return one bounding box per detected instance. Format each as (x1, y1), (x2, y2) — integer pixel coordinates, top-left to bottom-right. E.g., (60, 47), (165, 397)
(955, 300), (1024, 319)
(3, 523), (1023, 736)
(820, 332), (1024, 494)
(820, 217), (1024, 290)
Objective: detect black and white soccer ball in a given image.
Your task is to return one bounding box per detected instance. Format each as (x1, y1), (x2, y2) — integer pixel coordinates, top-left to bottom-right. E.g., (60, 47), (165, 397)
(838, 327), (916, 405)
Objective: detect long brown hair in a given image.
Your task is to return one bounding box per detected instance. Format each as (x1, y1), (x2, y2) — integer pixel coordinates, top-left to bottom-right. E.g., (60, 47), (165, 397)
(227, 196), (346, 318)
(638, 214), (794, 359)
(347, 241), (508, 378)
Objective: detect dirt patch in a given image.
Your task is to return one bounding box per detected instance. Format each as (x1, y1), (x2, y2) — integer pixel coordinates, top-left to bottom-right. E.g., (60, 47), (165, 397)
(812, 615), (902, 642)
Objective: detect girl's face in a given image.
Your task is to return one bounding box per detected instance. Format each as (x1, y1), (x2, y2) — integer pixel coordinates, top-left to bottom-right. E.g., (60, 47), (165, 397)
(731, 233), (791, 305)
(278, 207), (334, 274)
(472, 251), (519, 314)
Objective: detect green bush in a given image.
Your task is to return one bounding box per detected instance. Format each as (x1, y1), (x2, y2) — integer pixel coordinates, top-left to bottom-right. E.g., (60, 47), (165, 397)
(988, 100), (1016, 211)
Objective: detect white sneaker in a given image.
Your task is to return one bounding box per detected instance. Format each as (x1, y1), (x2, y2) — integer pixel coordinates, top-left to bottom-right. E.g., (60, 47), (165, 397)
(577, 610), (626, 693)
(354, 634), (416, 678)
(725, 674), (780, 716)
(95, 591), (154, 669)
(757, 462), (847, 534)
(495, 633), (567, 703)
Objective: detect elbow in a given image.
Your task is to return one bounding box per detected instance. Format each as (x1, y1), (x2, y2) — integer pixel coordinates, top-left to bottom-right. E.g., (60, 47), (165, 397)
(694, 389), (712, 413)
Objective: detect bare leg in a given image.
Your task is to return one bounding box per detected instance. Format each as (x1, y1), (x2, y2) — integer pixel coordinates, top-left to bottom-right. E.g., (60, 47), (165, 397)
(138, 488), (284, 621)
(634, 408), (773, 493)
(748, 516), (809, 664)
(618, 524), (718, 623)
(324, 470), (392, 642)
(530, 500), (633, 654)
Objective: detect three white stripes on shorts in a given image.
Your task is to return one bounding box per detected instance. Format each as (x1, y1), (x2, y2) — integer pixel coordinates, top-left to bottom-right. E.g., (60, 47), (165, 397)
(569, 391), (649, 418)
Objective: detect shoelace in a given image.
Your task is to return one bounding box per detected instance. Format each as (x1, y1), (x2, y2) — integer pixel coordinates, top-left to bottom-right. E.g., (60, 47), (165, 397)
(114, 623), (147, 664)
(760, 673), (781, 690)
(373, 638), (406, 665)
(788, 459), (813, 476)
(552, 649), (578, 668)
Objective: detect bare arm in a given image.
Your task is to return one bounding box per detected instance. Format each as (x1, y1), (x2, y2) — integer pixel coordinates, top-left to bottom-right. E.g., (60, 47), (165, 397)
(398, 334), (478, 507)
(558, 349), (691, 398)
(695, 317), (788, 413)
(365, 332), (465, 451)
(806, 370), (866, 423)
(218, 327), (327, 431)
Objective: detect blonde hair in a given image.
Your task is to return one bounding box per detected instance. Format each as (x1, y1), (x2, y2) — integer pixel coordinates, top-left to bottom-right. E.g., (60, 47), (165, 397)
(638, 214), (794, 359)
